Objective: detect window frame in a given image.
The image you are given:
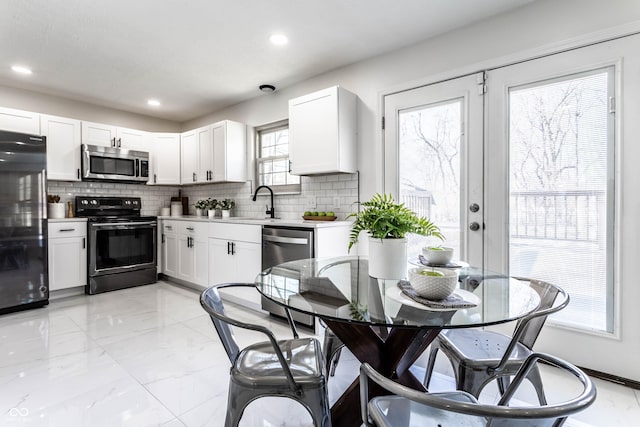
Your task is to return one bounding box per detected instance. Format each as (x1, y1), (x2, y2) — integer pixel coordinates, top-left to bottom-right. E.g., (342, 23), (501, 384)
(254, 119), (301, 194)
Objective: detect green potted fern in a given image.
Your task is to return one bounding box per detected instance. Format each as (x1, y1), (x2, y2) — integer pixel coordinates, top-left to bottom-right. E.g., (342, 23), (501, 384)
(348, 193), (443, 279)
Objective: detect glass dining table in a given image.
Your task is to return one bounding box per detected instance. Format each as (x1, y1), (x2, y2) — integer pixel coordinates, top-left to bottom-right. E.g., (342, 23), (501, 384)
(255, 256), (541, 427)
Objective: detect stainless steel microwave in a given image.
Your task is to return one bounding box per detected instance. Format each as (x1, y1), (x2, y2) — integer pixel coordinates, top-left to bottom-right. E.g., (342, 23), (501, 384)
(81, 144), (149, 183)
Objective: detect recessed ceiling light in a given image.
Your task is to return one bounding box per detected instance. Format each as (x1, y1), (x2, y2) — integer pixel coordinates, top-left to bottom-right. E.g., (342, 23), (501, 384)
(269, 34), (288, 46)
(11, 65), (32, 75)
(147, 99), (161, 107)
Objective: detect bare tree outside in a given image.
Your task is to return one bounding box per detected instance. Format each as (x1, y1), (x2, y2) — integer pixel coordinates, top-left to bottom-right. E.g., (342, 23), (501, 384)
(398, 100), (462, 256)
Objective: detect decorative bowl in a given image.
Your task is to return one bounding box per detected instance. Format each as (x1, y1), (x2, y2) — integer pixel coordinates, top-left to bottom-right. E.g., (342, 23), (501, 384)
(408, 267), (458, 300)
(422, 246), (454, 265)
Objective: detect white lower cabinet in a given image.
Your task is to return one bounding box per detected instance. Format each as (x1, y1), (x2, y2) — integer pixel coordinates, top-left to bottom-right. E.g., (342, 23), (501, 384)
(209, 223), (262, 309)
(48, 221), (87, 291)
(161, 220), (208, 286)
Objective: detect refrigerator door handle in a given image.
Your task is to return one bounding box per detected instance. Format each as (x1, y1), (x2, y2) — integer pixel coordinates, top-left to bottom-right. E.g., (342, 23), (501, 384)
(42, 169), (48, 219)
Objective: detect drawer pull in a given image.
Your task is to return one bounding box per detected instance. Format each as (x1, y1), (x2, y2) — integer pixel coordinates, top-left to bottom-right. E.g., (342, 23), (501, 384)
(59, 228), (75, 232)
(186, 227), (195, 231)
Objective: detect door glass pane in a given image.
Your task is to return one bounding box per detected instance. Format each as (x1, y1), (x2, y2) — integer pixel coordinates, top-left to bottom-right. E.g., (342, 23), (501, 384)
(398, 99), (462, 257)
(508, 69), (612, 332)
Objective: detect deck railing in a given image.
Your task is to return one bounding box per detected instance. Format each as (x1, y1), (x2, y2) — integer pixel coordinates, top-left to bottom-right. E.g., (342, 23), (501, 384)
(510, 190), (605, 242)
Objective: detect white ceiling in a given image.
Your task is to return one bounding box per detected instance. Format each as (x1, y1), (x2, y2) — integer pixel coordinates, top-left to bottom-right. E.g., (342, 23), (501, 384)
(0, 0), (534, 122)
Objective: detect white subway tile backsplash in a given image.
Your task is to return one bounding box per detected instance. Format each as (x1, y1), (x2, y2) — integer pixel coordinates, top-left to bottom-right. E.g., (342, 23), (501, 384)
(48, 172), (359, 220)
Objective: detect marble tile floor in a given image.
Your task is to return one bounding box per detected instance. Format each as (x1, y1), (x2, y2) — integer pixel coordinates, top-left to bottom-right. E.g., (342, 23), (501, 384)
(0, 280), (638, 426)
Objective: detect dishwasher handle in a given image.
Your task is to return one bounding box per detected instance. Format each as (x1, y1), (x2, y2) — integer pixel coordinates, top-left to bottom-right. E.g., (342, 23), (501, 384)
(262, 235), (309, 245)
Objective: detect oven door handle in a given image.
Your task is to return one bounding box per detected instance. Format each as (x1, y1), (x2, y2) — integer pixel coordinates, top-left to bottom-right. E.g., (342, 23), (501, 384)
(91, 221), (157, 228)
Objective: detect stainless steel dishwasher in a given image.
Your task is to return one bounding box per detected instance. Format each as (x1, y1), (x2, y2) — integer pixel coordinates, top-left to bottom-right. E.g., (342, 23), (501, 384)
(261, 226), (314, 327)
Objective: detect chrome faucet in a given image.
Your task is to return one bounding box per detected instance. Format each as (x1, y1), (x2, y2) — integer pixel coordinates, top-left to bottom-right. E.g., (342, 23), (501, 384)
(252, 185), (275, 218)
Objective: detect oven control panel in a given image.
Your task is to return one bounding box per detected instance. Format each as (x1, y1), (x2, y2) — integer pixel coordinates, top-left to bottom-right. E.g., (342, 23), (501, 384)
(75, 196), (141, 217)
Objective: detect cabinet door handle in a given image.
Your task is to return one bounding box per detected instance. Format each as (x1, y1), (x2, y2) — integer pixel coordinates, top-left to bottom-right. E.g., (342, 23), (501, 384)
(59, 228), (75, 232)
(288, 160), (292, 173)
(186, 227), (194, 231)
(166, 225), (172, 230)
(82, 237), (85, 249)
(231, 241), (236, 255)
(117, 138), (122, 148)
(77, 168), (80, 179)
(161, 234), (165, 244)
(193, 172), (196, 182)
(227, 241), (230, 255)
(154, 174), (157, 184)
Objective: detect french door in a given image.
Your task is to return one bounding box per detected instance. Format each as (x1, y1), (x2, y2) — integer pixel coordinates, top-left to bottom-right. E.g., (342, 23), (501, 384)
(384, 73), (485, 267)
(384, 34), (640, 380)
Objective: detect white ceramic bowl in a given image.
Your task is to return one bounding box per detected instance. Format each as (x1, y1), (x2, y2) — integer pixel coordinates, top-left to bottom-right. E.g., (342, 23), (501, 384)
(408, 267), (458, 300)
(422, 246), (454, 265)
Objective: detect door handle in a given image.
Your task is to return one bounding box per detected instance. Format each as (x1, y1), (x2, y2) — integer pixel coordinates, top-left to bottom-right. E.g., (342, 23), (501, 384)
(469, 222), (481, 231)
(262, 235), (308, 245)
(469, 203), (480, 213)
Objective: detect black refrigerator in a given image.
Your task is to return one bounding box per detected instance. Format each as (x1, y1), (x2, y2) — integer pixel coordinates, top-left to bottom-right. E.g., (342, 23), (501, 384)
(0, 130), (48, 314)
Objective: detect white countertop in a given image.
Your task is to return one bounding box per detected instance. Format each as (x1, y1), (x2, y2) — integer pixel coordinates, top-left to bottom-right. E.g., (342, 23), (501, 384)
(48, 218), (88, 223)
(157, 215), (352, 229)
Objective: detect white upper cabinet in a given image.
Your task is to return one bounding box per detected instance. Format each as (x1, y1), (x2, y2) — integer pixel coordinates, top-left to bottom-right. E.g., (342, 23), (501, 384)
(212, 120), (246, 182)
(181, 120), (247, 185)
(0, 107), (40, 134)
(181, 129), (198, 184)
(197, 126), (213, 183)
(81, 121), (148, 150)
(117, 127), (148, 151)
(41, 114), (82, 181)
(180, 125), (211, 184)
(81, 121), (118, 147)
(150, 133), (181, 185)
(289, 86), (357, 175)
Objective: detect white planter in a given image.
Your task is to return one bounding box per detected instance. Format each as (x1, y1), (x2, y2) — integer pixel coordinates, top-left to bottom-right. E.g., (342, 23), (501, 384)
(195, 208), (203, 216)
(368, 236), (408, 279)
(207, 209), (216, 218)
(48, 203), (65, 219)
(221, 209), (230, 218)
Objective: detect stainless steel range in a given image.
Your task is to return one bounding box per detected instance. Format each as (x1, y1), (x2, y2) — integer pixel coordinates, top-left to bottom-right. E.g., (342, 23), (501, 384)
(76, 196), (157, 295)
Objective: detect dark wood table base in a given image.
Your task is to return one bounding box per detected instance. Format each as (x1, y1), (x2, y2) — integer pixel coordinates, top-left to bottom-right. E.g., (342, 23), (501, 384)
(324, 319), (442, 427)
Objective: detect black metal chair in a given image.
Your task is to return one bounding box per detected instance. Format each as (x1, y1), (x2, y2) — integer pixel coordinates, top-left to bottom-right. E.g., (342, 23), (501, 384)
(361, 352), (596, 427)
(200, 283), (332, 427)
(424, 278), (570, 404)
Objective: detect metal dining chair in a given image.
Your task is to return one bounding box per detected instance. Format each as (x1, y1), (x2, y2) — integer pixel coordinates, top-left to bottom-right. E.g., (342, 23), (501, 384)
(200, 283), (332, 427)
(423, 278), (570, 404)
(361, 352), (596, 427)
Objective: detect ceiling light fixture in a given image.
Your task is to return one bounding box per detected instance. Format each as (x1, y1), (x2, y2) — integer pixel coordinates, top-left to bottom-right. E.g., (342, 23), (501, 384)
(11, 65), (32, 75)
(147, 99), (161, 107)
(269, 34), (288, 46)
(259, 84), (276, 93)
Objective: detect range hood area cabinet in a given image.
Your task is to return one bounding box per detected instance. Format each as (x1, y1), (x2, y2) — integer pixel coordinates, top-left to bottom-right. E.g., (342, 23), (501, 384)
(288, 86), (357, 175)
(81, 121), (149, 151)
(180, 120), (246, 184)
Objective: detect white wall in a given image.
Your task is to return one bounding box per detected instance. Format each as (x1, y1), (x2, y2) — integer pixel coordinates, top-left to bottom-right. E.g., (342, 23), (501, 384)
(0, 84), (180, 132)
(182, 0), (640, 202)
